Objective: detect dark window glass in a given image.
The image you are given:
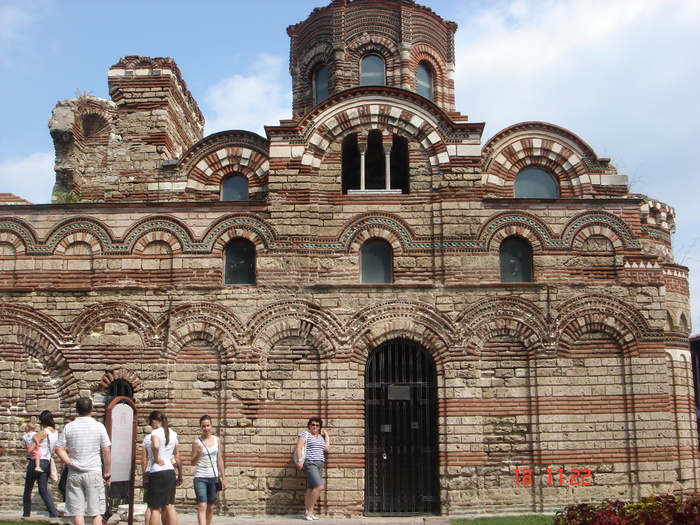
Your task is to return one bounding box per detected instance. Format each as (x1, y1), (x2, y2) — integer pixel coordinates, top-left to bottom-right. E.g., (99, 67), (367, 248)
(417, 63), (433, 100)
(390, 134), (409, 193)
(365, 130), (385, 189)
(107, 379), (133, 400)
(361, 55), (385, 86)
(514, 167), (559, 198)
(361, 239), (393, 284)
(221, 175), (248, 201)
(224, 239), (256, 285)
(500, 237), (533, 283)
(314, 65), (329, 105)
(342, 133), (360, 193)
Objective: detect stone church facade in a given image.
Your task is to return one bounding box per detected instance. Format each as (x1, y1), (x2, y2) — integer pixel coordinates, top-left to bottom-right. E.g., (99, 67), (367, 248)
(1, 0), (697, 517)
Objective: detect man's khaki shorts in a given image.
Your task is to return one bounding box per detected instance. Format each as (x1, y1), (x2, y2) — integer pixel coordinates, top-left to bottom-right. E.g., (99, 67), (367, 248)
(65, 471), (105, 517)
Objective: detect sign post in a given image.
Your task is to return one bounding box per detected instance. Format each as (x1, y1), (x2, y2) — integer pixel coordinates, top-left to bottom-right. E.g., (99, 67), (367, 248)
(105, 397), (137, 525)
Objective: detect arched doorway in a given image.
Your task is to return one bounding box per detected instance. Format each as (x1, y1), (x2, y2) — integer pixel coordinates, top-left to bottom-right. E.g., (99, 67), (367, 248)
(365, 339), (439, 515)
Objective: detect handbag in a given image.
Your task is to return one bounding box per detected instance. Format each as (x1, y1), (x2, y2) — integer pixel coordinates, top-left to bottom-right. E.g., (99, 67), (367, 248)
(47, 433), (58, 483)
(199, 437), (222, 491)
(49, 457), (58, 483)
(292, 431), (308, 465)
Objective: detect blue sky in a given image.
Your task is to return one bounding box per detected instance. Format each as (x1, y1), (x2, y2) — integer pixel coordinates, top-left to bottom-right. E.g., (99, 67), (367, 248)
(1, 0), (699, 332)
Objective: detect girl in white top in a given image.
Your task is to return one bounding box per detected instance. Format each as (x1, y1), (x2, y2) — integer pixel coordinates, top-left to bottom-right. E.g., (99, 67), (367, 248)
(190, 415), (226, 525)
(147, 411), (182, 525)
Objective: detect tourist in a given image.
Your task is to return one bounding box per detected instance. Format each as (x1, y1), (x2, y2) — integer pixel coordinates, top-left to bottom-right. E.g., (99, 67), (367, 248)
(22, 411), (60, 518)
(294, 417), (330, 521)
(190, 415), (226, 525)
(146, 411), (182, 525)
(55, 398), (112, 525)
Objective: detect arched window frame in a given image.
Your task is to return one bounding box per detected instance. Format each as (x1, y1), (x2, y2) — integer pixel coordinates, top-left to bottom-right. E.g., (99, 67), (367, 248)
(499, 236), (533, 283)
(221, 174), (249, 202)
(361, 238), (393, 284)
(360, 54), (386, 86)
(313, 64), (329, 105)
(342, 131), (408, 194)
(417, 62), (433, 100)
(514, 167), (560, 199)
(224, 238), (256, 285)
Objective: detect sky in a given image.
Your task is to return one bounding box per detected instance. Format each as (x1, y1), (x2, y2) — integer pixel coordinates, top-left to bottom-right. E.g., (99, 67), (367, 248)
(0, 0), (699, 332)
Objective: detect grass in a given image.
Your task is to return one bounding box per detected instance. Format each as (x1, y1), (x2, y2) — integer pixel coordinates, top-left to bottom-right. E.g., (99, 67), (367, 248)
(451, 516), (553, 525)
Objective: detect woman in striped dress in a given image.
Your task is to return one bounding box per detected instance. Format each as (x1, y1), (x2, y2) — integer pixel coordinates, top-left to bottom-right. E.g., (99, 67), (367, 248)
(295, 417), (330, 521)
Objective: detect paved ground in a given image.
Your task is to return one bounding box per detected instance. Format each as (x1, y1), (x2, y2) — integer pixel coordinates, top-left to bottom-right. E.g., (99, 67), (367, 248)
(2, 511), (454, 525)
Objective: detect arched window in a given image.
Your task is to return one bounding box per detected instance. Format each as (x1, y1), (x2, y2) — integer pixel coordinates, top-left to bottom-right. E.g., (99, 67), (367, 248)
(499, 236), (533, 283)
(361, 55), (385, 86)
(107, 379), (134, 400)
(221, 174), (248, 201)
(224, 239), (256, 285)
(313, 64), (329, 105)
(361, 239), (393, 284)
(342, 132), (409, 194)
(417, 62), (433, 100)
(514, 167), (559, 199)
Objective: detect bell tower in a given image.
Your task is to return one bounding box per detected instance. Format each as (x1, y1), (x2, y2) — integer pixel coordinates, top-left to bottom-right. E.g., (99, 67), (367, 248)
(287, 0), (458, 118)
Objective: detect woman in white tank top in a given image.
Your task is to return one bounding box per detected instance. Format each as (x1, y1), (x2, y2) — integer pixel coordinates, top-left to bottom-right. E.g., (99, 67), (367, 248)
(190, 415), (226, 525)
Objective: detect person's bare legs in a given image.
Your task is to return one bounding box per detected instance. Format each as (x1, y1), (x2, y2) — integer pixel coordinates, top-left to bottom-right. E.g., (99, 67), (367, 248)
(91, 515), (102, 525)
(149, 508), (161, 525)
(196, 502), (207, 525)
(205, 503), (214, 525)
(73, 517), (85, 525)
(305, 485), (323, 516)
(163, 504), (177, 525)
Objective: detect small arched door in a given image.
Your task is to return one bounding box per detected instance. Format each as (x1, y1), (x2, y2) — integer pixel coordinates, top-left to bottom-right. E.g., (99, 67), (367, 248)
(365, 339), (439, 515)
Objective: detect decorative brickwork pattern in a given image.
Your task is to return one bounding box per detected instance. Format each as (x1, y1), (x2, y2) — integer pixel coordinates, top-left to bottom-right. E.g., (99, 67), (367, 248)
(0, 0), (695, 518)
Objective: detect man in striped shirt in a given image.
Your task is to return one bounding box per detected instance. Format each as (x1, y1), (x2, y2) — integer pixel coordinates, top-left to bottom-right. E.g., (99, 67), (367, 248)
(56, 397), (112, 525)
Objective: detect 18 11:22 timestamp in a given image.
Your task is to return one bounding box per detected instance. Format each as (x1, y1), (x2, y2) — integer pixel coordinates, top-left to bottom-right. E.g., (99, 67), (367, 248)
(514, 468), (593, 486)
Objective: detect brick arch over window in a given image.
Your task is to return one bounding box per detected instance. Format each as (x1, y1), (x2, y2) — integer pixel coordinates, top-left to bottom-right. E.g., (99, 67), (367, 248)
(482, 122), (623, 198)
(297, 44), (335, 109)
(480, 212), (552, 252)
(407, 45), (450, 106)
(342, 213), (414, 255)
(98, 369), (142, 395)
(347, 38), (400, 87)
(206, 214), (278, 253)
(178, 131), (269, 201)
(296, 95), (480, 175)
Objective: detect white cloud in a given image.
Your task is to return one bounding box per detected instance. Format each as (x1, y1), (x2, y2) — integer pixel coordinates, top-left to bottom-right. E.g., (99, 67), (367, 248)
(203, 54), (292, 136)
(0, 2), (33, 66)
(0, 152), (54, 204)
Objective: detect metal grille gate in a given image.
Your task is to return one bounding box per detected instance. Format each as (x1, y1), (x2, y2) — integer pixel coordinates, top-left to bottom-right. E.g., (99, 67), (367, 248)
(365, 340), (439, 515)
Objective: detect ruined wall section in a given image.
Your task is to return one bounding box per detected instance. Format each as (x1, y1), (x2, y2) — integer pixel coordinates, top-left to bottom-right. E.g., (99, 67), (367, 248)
(49, 57), (205, 203)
